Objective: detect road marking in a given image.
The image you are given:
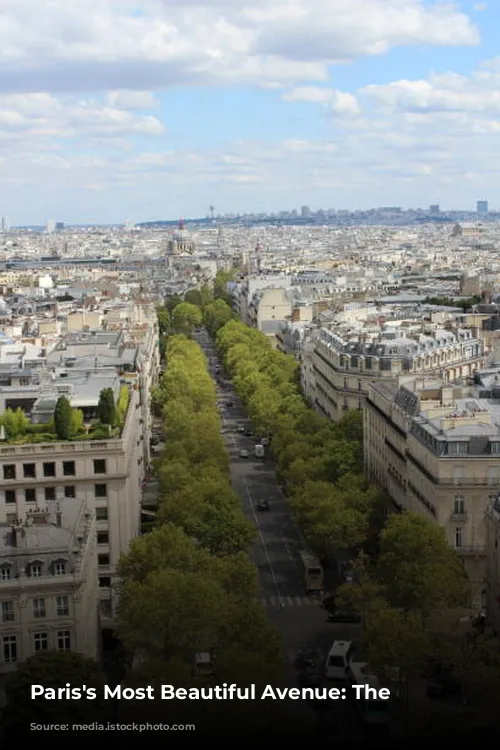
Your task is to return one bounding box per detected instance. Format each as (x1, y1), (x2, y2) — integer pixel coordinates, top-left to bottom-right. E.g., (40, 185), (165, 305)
(286, 596), (294, 605)
(268, 596), (278, 607)
(243, 476), (283, 603)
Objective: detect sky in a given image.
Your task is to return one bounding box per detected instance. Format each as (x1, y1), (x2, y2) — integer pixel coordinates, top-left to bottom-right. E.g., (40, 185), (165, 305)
(1, 0), (499, 224)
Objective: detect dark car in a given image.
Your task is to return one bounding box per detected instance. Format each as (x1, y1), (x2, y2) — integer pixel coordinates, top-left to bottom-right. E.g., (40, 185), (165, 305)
(257, 499), (270, 511)
(245, 429), (253, 437)
(295, 649), (316, 670)
(327, 610), (361, 624)
(226, 400), (233, 407)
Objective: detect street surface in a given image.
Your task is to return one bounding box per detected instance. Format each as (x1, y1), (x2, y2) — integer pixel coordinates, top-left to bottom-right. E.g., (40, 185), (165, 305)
(197, 330), (385, 738)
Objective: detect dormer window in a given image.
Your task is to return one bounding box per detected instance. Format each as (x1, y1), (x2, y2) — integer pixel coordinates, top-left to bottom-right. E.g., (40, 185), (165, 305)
(28, 562), (42, 578)
(0, 564), (12, 580)
(53, 560), (67, 576)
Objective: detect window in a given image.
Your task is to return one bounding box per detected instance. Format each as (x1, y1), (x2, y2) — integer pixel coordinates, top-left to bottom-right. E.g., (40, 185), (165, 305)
(54, 561), (67, 576)
(96, 507), (108, 521)
(43, 462), (55, 477)
(454, 527), (463, 548)
(33, 632), (48, 652)
(491, 442), (500, 455)
(98, 554), (109, 567)
(3, 635), (17, 663)
(97, 532), (109, 545)
(64, 486), (75, 499)
(0, 565), (11, 581)
(99, 576), (111, 587)
(45, 487), (55, 501)
(95, 484), (107, 498)
(63, 461), (75, 476)
(94, 459), (106, 474)
(23, 463), (36, 478)
(6, 513), (16, 524)
(25, 488), (36, 503)
(57, 630), (71, 651)
(1, 601), (14, 622)
(56, 595), (69, 616)
(448, 442), (468, 456)
(3, 464), (16, 480)
(28, 563), (42, 578)
(33, 598), (46, 618)
(454, 497), (465, 515)
(5, 489), (16, 504)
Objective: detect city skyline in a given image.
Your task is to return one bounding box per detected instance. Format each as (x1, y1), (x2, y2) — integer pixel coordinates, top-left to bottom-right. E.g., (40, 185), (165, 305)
(1, 1), (499, 223)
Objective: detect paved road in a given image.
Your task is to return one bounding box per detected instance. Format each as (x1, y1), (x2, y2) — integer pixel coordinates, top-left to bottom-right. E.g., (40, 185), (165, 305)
(196, 330), (384, 738)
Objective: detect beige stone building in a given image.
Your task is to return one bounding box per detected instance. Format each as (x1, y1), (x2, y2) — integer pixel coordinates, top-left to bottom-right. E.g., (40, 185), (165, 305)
(0, 385), (143, 632)
(0, 496), (98, 676)
(311, 324), (484, 422)
(364, 375), (500, 608)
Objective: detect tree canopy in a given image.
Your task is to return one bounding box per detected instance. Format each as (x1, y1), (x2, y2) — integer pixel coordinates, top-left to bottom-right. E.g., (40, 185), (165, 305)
(214, 319), (387, 561)
(117, 333), (280, 693)
(2, 652), (110, 735)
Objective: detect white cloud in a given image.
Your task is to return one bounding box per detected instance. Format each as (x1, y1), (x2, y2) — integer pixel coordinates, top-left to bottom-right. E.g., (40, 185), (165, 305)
(0, 0), (479, 92)
(283, 86), (361, 116)
(361, 62), (500, 115)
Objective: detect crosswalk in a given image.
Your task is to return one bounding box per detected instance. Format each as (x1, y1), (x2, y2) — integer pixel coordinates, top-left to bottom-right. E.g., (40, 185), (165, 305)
(259, 595), (318, 608)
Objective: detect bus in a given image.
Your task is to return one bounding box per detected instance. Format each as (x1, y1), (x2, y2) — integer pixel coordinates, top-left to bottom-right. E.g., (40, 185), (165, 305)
(299, 550), (324, 593)
(347, 661), (391, 725)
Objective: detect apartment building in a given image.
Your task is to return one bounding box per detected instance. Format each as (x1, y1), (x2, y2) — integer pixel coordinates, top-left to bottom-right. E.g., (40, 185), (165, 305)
(364, 375), (500, 608)
(310, 323), (483, 422)
(0, 495), (98, 677)
(0, 383), (143, 632)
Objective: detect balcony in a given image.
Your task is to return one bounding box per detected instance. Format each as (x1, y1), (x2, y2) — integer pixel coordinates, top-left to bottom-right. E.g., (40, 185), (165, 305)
(450, 512), (468, 523)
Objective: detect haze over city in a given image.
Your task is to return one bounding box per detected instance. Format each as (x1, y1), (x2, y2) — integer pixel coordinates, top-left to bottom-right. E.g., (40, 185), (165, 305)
(1, 0), (499, 224)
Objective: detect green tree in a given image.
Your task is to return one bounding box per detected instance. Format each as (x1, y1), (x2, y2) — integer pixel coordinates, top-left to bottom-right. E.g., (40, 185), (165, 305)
(376, 511), (468, 615)
(70, 408), (84, 435)
(165, 294), (182, 312)
(171, 302), (203, 335)
(2, 651), (109, 736)
(118, 567), (226, 663)
(98, 387), (116, 426)
(203, 299), (233, 336)
(53, 395), (72, 439)
(156, 306), (170, 335)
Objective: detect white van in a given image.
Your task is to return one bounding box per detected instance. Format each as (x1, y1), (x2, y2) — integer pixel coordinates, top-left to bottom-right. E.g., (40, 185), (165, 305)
(325, 640), (353, 680)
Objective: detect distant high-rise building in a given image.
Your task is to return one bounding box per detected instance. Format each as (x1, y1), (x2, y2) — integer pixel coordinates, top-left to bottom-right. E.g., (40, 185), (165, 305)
(301, 205), (310, 218)
(55, 222), (65, 231)
(0, 216), (8, 231)
(429, 205), (440, 214)
(124, 218), (136, 230)
(46, 219), (56, 233)
(477, 200), (489, 214)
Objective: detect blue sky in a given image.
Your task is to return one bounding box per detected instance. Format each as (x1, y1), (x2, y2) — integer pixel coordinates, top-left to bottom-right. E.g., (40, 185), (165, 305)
(0, 0), (499, 223)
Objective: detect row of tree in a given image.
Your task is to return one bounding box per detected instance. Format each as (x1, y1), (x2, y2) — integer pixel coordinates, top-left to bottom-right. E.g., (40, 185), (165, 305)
(116, 335), (284, 714)
(208, 315), (500, 734)
(214, 319), (386, 563)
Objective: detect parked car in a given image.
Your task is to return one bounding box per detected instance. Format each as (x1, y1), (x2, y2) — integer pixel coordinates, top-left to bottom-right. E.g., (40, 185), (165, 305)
(257, 499), (270, 511)
(226, 400), (233, 407)
(239, 449), (249, 458)
(237, 425), (245, 433)
(245, 429), (253, 437)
